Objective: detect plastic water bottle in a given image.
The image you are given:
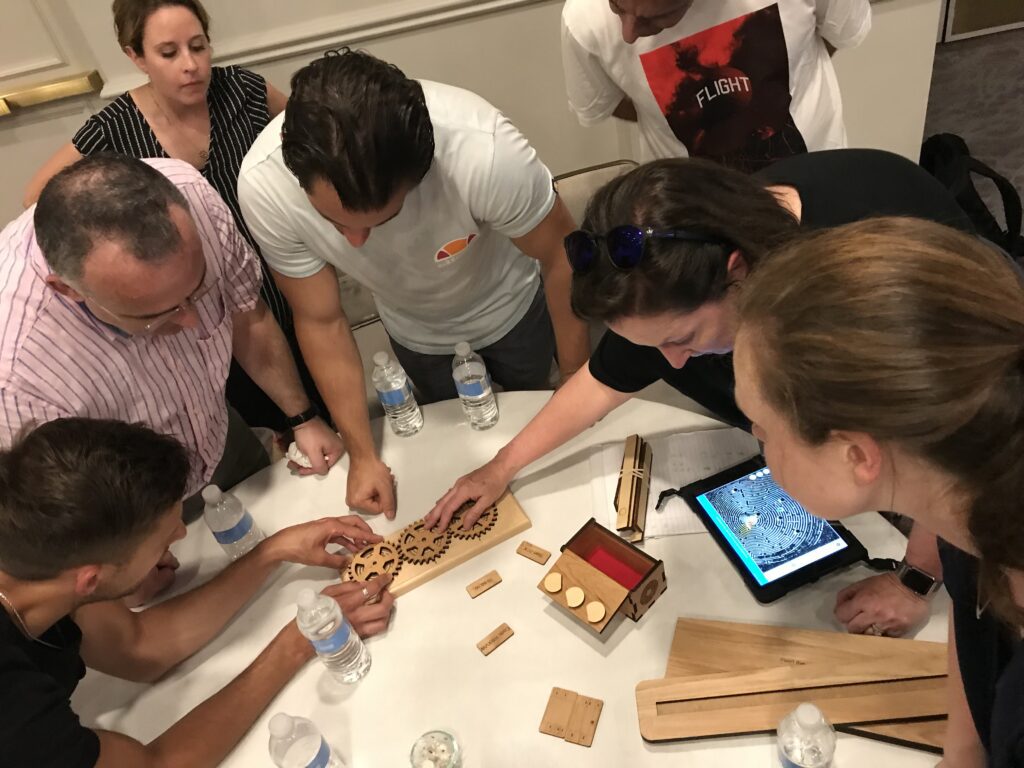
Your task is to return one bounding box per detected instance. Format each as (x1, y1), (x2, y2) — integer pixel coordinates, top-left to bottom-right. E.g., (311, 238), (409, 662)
(201, 485), (264, 560)
(268, 713), (346, 768)
(372, 351), (423, 436)
(777, 703), (836, 768)
(452, 342), (498, 430)
(296, 588), (371, 683)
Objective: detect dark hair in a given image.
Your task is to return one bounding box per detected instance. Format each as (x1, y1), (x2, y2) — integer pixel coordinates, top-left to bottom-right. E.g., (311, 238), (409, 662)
(34, 153), (189, 281)
(281, 48), (435, 212)
(112, 0), (211, 55)
(0, 418), (190, 580)
(739, 217), (1024, 626)
(570, 158), (799, 323)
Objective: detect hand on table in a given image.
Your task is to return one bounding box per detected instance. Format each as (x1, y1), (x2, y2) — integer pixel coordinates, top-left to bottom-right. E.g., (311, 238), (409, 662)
(289, 417), (345, 475)
(321, 576), (395, 638)
(425, 459), (512, 531)
(265, 517), (383, 571)
(346, 456), (396, 520)
(834, 572), (932, 637)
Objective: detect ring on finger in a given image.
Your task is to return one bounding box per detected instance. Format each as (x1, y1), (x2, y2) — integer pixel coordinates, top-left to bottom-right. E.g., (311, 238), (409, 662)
(866, 623), (885, 636)
(361, 585), (370, 600)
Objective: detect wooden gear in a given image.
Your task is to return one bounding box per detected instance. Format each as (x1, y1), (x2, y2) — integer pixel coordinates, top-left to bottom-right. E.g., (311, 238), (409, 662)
(342, 489), (531, 597)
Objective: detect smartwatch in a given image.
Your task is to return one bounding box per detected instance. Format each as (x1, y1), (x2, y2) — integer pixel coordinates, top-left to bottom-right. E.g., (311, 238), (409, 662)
(286, 406), (319, 430)
(896, 560), (943, 598)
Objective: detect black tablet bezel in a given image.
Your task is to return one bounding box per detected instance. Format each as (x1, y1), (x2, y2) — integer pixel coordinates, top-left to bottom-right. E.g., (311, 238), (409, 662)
(679, 457), (867, 603)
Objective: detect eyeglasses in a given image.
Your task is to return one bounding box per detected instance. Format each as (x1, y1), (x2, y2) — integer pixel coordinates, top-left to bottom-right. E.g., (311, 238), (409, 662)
(86, 272), (217, 335)
(564, 226), (728, 273)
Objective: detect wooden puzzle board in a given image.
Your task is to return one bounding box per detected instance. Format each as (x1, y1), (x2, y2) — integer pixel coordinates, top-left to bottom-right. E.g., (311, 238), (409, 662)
(637, 618), (948, 746)
(342, 489), (531, 597)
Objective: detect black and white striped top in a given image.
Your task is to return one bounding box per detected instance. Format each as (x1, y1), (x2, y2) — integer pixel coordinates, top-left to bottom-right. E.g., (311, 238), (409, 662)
(72, 65), (290, 326)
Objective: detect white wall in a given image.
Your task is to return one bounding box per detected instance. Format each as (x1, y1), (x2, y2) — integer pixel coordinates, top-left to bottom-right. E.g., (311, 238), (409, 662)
(0, 0), (940, 222)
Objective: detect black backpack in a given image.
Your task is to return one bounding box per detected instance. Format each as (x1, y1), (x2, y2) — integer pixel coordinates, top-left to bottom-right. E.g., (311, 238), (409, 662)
(920, 133), (1024, 262)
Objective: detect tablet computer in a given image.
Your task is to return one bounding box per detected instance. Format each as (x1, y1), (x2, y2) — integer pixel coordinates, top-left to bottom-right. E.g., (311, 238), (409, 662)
(676, 457), (866, 603)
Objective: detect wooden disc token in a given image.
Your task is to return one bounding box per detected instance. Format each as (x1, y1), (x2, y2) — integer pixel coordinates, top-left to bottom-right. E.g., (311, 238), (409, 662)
(585, 601), (606, 624)
(544, 572), (563, 593)
(566, 586), (585, 608)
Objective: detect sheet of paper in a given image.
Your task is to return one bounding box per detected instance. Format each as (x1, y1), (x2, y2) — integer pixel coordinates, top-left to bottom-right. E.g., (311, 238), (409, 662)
(589, 428), (761, 538)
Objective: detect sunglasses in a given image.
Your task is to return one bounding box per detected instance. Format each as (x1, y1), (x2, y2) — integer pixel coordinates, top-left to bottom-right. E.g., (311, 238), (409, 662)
(565, 226), (728, 273)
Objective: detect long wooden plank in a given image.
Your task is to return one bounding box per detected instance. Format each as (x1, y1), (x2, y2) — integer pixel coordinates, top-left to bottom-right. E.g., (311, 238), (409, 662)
(664, 618), (947, 678)
(639, 676), (947, 742)
(342, 489), (530, 597)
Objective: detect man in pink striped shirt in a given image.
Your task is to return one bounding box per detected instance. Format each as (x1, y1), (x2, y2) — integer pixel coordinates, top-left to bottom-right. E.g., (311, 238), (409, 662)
(0, 154), (343, 597)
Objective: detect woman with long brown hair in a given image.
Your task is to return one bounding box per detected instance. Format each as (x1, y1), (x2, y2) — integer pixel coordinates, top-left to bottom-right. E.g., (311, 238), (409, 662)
(733, 217), (1023, 767)
(23, 0), (324, 433)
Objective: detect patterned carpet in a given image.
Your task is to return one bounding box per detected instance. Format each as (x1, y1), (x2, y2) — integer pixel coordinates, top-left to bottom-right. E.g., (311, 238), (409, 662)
(923, 28), (1024, 228)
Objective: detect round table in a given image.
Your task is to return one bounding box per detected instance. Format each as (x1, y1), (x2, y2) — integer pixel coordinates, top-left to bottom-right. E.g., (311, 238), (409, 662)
(73, 391), (948, 766)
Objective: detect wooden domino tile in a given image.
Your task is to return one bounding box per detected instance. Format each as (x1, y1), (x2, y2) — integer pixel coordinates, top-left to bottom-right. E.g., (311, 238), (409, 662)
(517, 540), (551, 565)
(539, 687), (578, 738)
(466, 570), (502, 598)
(477, 623), (514, 656)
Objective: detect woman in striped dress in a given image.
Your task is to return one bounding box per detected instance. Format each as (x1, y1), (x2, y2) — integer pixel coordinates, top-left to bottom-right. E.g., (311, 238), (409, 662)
(24, 0), (325, 432)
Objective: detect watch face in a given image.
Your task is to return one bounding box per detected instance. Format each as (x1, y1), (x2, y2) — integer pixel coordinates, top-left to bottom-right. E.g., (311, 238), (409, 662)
(901, 566), (936, 595)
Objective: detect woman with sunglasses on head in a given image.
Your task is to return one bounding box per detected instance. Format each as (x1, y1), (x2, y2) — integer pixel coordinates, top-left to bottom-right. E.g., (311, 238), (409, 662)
(426, 147), (975, 638)
(23, 0), (325, 434)
(732, 217), (1024, 768)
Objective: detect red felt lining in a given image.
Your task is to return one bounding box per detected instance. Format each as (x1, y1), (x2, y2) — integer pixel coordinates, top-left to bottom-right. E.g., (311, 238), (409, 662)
(585, 546), (644, 590)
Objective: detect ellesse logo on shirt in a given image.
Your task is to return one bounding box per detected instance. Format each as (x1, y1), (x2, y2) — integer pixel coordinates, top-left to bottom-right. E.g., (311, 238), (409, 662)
(435, 233), (477, 267)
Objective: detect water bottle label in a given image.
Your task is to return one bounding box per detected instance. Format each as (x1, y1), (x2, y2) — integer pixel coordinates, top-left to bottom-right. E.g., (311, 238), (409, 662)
(377, 382), (411, 407)
(305, 738), (332, 768)
(211, 511), (254, 545)
(455, 375), (490, 398)
(311, 619), (351, 654)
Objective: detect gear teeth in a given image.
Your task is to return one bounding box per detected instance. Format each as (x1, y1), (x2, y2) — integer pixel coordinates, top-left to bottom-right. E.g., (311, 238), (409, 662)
(347, 542), (403, 581)
(449, 504), (498, 540)
(397, 521), (451, 565)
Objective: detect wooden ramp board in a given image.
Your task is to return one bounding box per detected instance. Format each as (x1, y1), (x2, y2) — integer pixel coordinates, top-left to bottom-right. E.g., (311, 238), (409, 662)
(342, 489), (530, 597)
(664, 618), (948, 678)
(638, 618), (949, 744)
(636, 664), (947, 742)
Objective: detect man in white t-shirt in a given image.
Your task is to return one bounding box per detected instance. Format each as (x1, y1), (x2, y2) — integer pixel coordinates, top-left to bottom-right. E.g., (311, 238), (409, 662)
(562, 0), (871, 170)
(238, 49), (588, 519)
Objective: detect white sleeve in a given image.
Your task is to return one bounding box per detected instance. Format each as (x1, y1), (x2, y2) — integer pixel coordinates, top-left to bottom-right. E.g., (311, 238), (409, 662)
(815, 0), (872, 49)
(470, 114), (557, 240)
(560, 12), (626, 127)
(236, 167), (326, 279)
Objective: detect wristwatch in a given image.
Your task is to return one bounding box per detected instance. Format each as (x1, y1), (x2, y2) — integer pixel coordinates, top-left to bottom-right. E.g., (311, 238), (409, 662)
(895, 560), (943, 598)
(285, 406), (319, 430)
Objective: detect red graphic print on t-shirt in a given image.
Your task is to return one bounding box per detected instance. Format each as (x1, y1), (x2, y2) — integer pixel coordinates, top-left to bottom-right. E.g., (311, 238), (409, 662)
(639, 4), (807, 172)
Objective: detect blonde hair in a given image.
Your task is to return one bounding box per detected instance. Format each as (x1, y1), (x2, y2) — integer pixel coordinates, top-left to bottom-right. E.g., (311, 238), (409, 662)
(739, 216), (1024, 625)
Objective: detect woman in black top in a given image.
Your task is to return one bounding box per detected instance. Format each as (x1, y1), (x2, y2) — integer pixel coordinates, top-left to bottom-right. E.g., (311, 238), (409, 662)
(732, 217), (1023, 767)
(24, 0), (323, 431)
(428, 149), (974, 638)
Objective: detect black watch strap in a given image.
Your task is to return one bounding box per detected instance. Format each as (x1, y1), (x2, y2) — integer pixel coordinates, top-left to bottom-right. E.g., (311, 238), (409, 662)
(896, 560), (942, 597)
(286, 406), (319, 430)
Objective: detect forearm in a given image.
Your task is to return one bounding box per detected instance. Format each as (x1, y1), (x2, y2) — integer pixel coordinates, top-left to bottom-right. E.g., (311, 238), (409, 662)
(494, 366), (629, 477)
(295, 316), (376, 460)
(904, 523), (943, 580)
(232, 303), (310, 416)
(943, 614), (987, 767)
(540, 261), (590, 377)
(141, 625), (310, 768)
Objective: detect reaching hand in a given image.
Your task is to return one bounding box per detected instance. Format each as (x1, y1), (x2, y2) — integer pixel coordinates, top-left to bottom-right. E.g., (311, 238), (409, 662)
(266, 516), (382, 571)
(320, 576), (395, 638)
(290, 418), (345, 476)
(346, 456), (397, 520)
(834, 572), (932, 637)
(425, 459), (512, 532)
